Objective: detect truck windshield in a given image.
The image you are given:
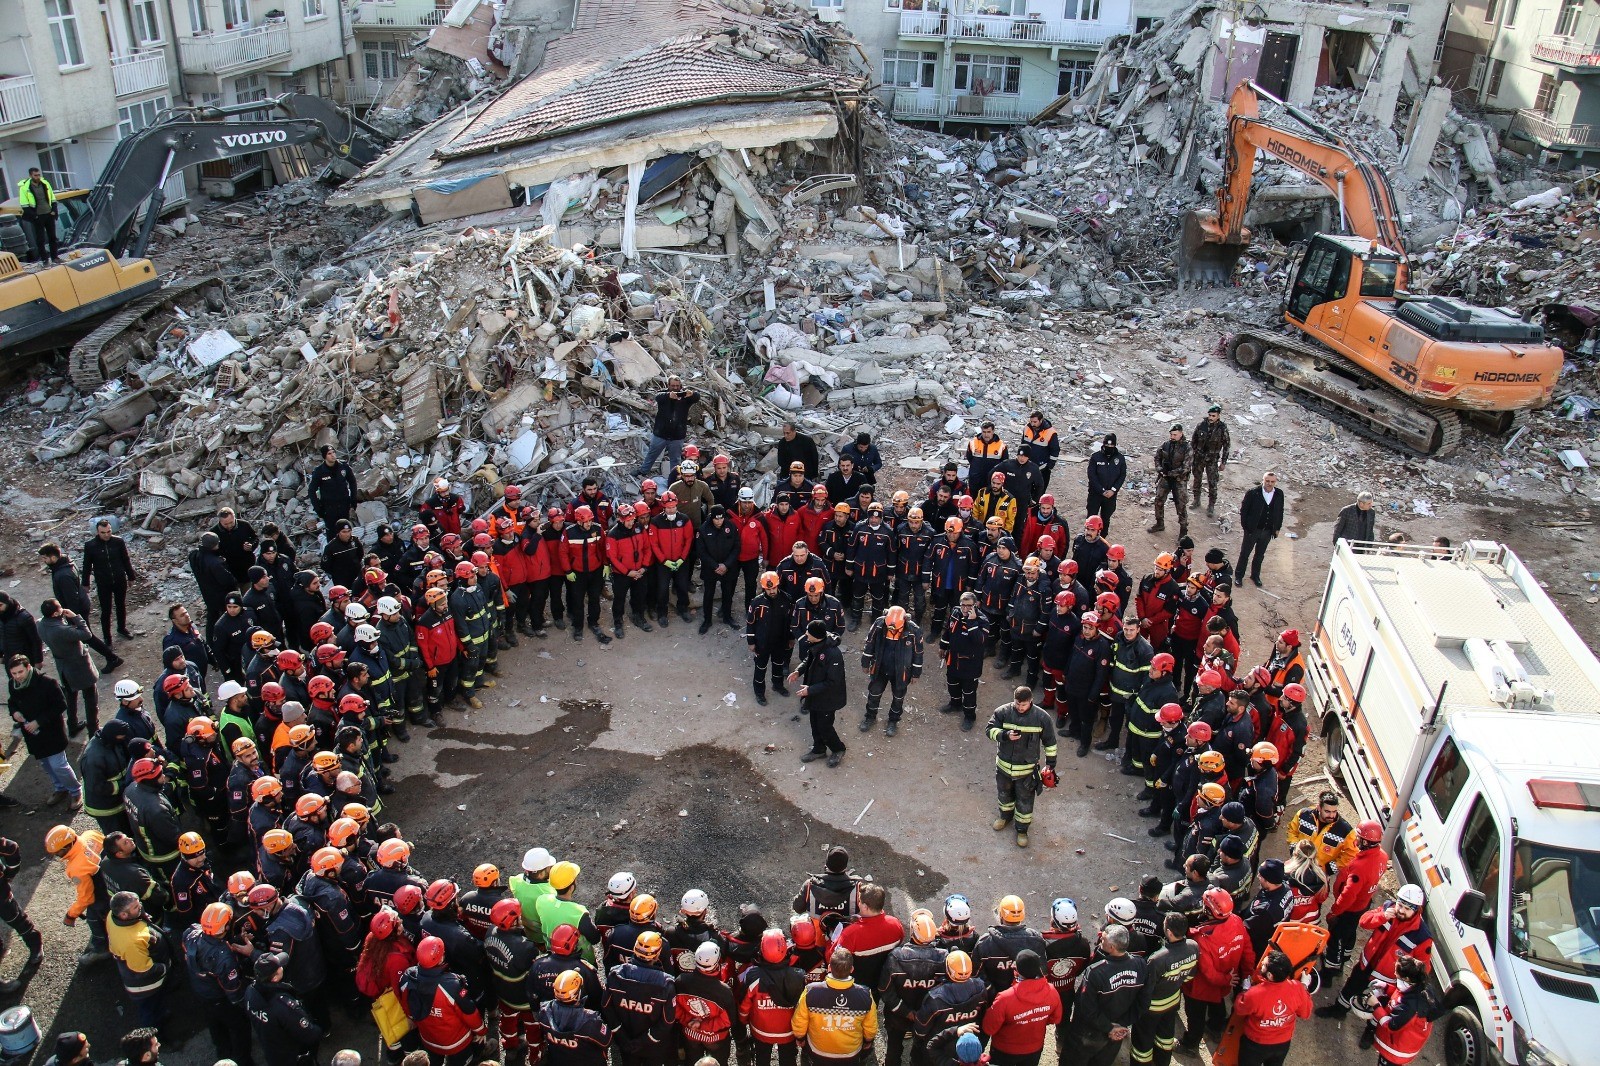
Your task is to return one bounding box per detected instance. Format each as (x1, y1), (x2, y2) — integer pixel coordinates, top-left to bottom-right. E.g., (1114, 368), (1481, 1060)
(1511, 840), (1600, 976)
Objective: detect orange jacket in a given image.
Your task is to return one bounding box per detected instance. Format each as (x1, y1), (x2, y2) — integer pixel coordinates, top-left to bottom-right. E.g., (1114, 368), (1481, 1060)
(64, 830), (106, 920)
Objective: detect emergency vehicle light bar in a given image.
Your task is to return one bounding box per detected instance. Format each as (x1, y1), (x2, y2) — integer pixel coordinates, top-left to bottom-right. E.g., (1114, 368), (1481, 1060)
(1526, 779), (1600, 811)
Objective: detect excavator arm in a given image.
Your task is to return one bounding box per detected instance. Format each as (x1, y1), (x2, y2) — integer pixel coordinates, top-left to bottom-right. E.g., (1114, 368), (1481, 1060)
(69, 93), (390, 257)
(1181, 80), (1407, 283)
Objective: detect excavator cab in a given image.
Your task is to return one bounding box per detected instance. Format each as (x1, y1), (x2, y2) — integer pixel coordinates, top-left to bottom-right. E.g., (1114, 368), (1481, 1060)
(1285, 234), (1399, 323)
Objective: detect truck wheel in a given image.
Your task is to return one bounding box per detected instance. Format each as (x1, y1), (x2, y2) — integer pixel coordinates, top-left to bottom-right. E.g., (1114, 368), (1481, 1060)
(1444, 1006), (1486, 1066)
(1324, 719), (1348, 781)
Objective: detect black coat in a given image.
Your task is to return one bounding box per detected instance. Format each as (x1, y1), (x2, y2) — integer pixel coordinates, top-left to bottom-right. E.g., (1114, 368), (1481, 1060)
(797, 635), (847, 714)
(0, 604), (44, 665)
(650, 390), (698, 441)
(1332, 503), (1375, 544)
(8, 670), (70, 759)
(1087, 447), (1127, 495)
(697, 520), (740, 573)
(48, 559), (94, 616)
(308, 460), (358, 519)
(1238, 486), (1285, 535)
(777, 434), (821, 479)
(191, 546), (237, 606)
(39, 614), (98, 691)
(211, 521), (260, 583)
(82, 533), (137, 587)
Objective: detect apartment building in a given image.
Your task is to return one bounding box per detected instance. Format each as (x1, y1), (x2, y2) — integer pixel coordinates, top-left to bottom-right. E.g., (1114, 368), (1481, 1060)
(1439, 0), (1600, 165)
(827, 0), (1138, 127)
(345, 0), (453, 106)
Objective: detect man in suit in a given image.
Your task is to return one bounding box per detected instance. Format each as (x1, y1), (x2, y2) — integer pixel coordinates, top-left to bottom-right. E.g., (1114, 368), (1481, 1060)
(1237, 472), (1285, 588)
(83, 519), (141, 647)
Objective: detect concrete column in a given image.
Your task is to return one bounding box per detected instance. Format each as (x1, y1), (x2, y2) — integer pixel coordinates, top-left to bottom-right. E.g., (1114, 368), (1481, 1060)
(1360, 30), (1411, 125)
(1286, 23), (1324, 105)
(1401, 84), (1453, 178)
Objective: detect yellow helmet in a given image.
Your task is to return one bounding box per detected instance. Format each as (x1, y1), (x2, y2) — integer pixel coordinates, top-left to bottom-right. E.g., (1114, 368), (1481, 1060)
(998, 895), (1026, 924)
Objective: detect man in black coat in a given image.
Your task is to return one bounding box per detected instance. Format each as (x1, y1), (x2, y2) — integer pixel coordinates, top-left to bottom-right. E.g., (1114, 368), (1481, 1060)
(307, 447), (358, 534)
(82, 519), (140, 646)
(191, 533), (238, 645)
(7, 654), (81, 806)
(1237, 472), (1285, 588)
(39, 601), (111, 735)
(1086, 435), (1127, 536)
(778, 421), (821, 479)
(635, 374), (699, 480)
(40, 547), (121, 670)
(0, 595), (43, 666)
(790, 621), (847, 768)
(210, 508), (259, 586)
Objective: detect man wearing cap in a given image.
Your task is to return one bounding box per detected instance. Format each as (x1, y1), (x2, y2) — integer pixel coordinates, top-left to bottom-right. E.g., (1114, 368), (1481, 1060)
(790, 620), (848, 768)
(1086, 435), (1127, 536)
(1236, 472), (1284, 589)
(995, 450), (1044, 522)
(46, 1033), (95, 1066)
(420, 478), (467, 539)
(1242, 860), (1293, 957)
(841, 431), (883, 474)
(1189, 406), (1231, 518)
(308, 447), (359, 534)
(247, 952), (324, 1066)
(1148, 425), (1191, 538)
(778, 422), (821, 480)
(638, 375), (699, 479)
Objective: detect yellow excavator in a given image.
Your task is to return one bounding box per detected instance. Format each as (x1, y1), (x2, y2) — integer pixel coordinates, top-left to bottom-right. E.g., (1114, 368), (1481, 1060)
(0, 94), (388, 388)
(1182, 81), (1562, 456)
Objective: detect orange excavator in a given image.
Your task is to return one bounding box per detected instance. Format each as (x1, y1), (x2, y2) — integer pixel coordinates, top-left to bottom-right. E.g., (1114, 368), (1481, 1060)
(1182, 81), (1562, 456)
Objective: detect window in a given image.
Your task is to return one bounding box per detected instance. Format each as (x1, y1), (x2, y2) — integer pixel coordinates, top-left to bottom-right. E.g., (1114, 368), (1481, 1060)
(187, 0), (208, 31)
(1483, 0), (1498, 20)
(1486, 58), (1506, 96)
(129, 0), (163, 42)
(46, 0), (85, 68)
(223, 0), (250, 28)
(1555, 0), (1583, 36)
(1434, 30), (1446, 63)
(1067, 0), (1100, 19)
(303, 0), (325, 17)
(882, 49), (936, 88)
(954, 53), (1021, 94)
(37, 145), (73, 189)
(234, 73), (268, 105)
(1459, 796), (1501, 927)
(1135, 16), (1159, 32)
(811, 0), (843, 7)
(1057, 58), (1093, 95)
(1502, 0), (1519, 25)
(363, 41), (403, 81)
(1424, 737), (1470, 819)
(1534, 72), (1558, 114)
(117, 96), (168, 138)
(1467, 54), (1487, 90)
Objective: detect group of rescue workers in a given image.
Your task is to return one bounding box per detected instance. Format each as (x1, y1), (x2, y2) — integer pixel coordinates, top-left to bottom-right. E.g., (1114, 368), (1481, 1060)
(1, 416), (1442, 1066)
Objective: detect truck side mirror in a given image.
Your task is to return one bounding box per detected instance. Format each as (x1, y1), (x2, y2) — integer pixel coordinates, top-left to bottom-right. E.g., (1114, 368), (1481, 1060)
(1454, 889), (1488, 930)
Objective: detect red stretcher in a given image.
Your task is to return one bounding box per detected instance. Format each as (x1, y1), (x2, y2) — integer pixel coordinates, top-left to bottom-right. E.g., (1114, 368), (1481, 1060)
(1213, 921), (1331, 1066)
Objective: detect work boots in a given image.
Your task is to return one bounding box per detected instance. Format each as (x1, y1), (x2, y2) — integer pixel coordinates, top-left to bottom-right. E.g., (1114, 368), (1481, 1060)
(632, 614), (653, 633)
(590, 624), (612, 645)
(1147, 518), (1165, 533)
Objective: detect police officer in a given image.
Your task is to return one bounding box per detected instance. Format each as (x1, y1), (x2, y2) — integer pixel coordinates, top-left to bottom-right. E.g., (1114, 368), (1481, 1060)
(940, 592), (988, 732)
(247, 952), (324, 1066)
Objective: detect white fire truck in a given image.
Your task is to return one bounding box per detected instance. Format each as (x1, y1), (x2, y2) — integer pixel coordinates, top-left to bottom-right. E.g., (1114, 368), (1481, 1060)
(1306, 540), (1600, 1066)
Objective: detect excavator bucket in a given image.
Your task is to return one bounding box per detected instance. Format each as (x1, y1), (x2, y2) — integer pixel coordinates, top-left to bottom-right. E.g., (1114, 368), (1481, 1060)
(1177, 210), (1246, 285)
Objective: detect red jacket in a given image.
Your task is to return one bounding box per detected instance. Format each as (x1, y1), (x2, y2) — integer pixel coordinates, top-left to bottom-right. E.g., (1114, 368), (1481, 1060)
(420, 492), (466, 536)
(1019, 508), (1070, 558)
(566, 492), (614, 529)
(797, 506), (831, 552)
(1187, 915), (1255, 1003)
(604, 523), (653, 574)
(1232, 979), (1311, 1045)
(760, 509), (805, 564)
(1373, 986), (1434, 1065)
(981, 976), (1062, 1055)
(832, 913), (904, 987)
(532, 527), (567, 581)
(492, 541), (532, 589)
(739, 965), (802, 1045)
(564, 524), (608, 573)
(1358, 906), (1432, 979)
(649, 513), (695, 564)
(356, 933), (415, 999)
(1136, 575), (1178, 649)
(1329, 846), (1389, 917)
(733, 510), (766, 563)
(399, 966), (487, 1054)
(415, 611), (459, 669)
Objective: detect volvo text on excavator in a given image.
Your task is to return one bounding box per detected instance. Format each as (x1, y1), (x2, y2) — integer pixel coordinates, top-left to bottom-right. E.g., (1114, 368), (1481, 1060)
(0, 94), (389, 387)
(1181, 81), (1563, 457)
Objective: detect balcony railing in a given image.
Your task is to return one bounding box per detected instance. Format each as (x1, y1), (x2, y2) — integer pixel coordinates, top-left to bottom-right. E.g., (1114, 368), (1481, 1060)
(343, 77), (399, 104)
(177, 23), (291, 76)
(352, 0), (446, 30)
(112, 49), (171, 96)
(892, 91), (1035, 123)
(0, 75), (44, 132)
(898, 10), (1113, 47)
(1511, 108), (1600, 150)
(1532, 34), (1600, 70)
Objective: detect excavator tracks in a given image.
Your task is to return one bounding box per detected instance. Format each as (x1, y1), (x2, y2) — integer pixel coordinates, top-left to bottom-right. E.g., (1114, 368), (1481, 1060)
(1226, 327), (1464, 457)
(69, 275), (224, 389)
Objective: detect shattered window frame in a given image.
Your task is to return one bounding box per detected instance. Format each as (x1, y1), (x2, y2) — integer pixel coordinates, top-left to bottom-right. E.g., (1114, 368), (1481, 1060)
(954, 52), (1022, 94)
(882, 48), (938, 88)
(1056, 57), (1093, 95)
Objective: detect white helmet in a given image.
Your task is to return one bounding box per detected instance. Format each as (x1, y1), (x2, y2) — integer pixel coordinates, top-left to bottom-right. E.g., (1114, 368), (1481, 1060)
(1105, 898), (1137, 924)
(114, 679), (142, 700)
(681, 889), (709, 916)
(376, 597), (401, 616)
(434, 477), (451, 492)
(944, 894), (971, 923)
(217, 680), (247, 702)
(694, 941), (722, 972)
(522, 847), (555, 873)
(1051, 898), (1079, 928)
(344, 603), (370, 622)
(607, 872), (637, 897)
(679, 461), (699, 475)
(354, 624), (379, 643)
(1396, 884), (1426, 908)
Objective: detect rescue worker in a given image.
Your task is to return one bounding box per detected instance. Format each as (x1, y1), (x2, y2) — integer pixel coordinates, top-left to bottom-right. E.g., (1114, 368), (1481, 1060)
(1148, 424), (1191, 537)
(1002, 557), (1048, 685)
(606, 503), (655, 639)
(739, 929), (805, 1066)
(1242, 859), (1294, 957)
(459, 863), (510, 940)
(676, 941), (741, 1064)
(941, 591), (987, 732)
(1135, 554), (1180, 652)
(565, 506), (611, 644)
(792, 846), (860, 934)
(509, 846), (557, 947)
(485, 897), (541, 1066)
(1127, 657), (1179, 778)
(1288, 791), (1360, 877)
(1321, 819), (1389, 974)
(975, 895), (1047, 994)
(973, 472), (1020, 538)
(966, 423), (1008, 490)
(666, 889), (727, 978)
(1189, 406), (1231, 517)
(108, 890), (172, 1026)
(185, 902), (254, 1066)
(181, 717), (230, 839)
(1263, 628), (1305, 716)
(699, 505), (741, 632)
(745, 572), (791, 707)
(300, 847), (364, 1007)
(987, 689), (1058, 848)
(448, 560), (493, 701)
(1068, 925), (1146, 1066)
(893, 507), (934, 624)
(1232, 948), (1312, 1066)
(859, 605), (923, 737)
(534, 863), (602, 964)
(122, 757), (181, 883)
(879, 909), (947, 1066)
(1059, 613), (1112, 757)
(1179, 889), (1254, 1051)
(1322, 884), (1431, 1017)
(604, 893), (663, 973)
(1263, 683), (1309, 807)
(78, 718), (132, 835)
(847, 503), (897, 630)
(420, 478), (467, 538)
(818, 503), (856, 611)
(399, 935), (488, 1066)
(537, 967), (612, 1066)
(981, 949), (1060, 1066)
(171, 832), (222, 928)
(1138, 706), (1187, 823)
(1128, 913), (1196, 1066)
(1365, 955), (1437, 1066)
(605, 929), (677, 1066)
(650, 492), (697, 627)
(914, 951), (986, 1051)
(416, 587), (461, 717)
(927, 518), (979, 637)
(792, 949), (877, 1065)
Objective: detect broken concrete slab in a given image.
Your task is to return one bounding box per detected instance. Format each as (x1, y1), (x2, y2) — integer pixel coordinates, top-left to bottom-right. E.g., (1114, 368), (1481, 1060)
(825, 336), (953, 363)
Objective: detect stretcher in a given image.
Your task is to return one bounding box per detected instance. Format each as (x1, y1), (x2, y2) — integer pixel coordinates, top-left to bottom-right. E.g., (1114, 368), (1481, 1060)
(1213, 921), (1330, 1066)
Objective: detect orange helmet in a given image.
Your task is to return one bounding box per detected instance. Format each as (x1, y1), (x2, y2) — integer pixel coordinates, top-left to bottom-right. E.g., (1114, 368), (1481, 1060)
(262, 829), (295, 855)
(552, 969), (584, 1004)
(226, 871), (256, 897)
(908, 909), (938, 945)
(293, 793), (327, 818)
(1251, 741), (1280, 763)
(473, 863), (501, 889)
(251, 776), (283, 803)
(287, 724), (316, 748)
(342, 802), (371, 825)
(178, 831), (206, 857)
(327, 817), (361, 848)
(628, 894), (658, 923)
(634, 930), (665, 962)
(200, 902), (234, 937)
(760, 571), (780, 592)
(945, 517), (963, 534)
(946, 950), (973, 981)
(310, 847), (344, 876)
(998, 895), (1026, 924)
(884, 605), (907, 636)
(804, 576), (825, 595)
(1198, 752), (1227, 775)
(231, 737), (258, 759)
(1154, 552), (1175, 572)
(376, 839), (412, 868)
(1198, 779), (1227, 802)
(186, 716), (216, 739)
(311, 751), (340, 772)
(425, 588), (448, 608)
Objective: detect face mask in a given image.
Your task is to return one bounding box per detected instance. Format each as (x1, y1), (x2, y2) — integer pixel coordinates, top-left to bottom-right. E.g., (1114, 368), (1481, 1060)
(1396, 981), (1412, 993)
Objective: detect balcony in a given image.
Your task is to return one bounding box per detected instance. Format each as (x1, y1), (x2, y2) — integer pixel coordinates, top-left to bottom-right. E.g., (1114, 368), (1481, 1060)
(1511, 108), (1600, 150)
(352, 0), (446, 30)
(898, 10), (1114, 48)
(112, 49), (171, 97)
(178, 23), (291, 76)
(1532, 34), (1600, 71)
(343, 77), (399, 105)
(892, 91), (1035, 123)
(0, 75), (44, 133)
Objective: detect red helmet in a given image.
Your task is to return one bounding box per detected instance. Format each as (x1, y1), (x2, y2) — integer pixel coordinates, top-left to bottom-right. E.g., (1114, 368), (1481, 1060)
(1202, 887), (1234, 917)
(369, 908), (400, 940)
(131, 757), (163, 782)
(261, 681), (285, 703)
(276, 649), (303, 671)
(1249, 666), (1272, 687)
(1107, 544), (1126, 561)
(314, 643), (344, 666)
(1186, 721), (1213, 744)
(338, 693), (367, 715)
(1198, 670), (1224, 689)
(660, 491), (678, 505)
(957, 495), (973, 509)
(365, 567), (386, 586)
(1036, 535), (1054, 550)
(1096, 592), (1119, 612)
(789, 915), (820, 950)
(1157, 703), (1184, 726)
(1096, 571), (1119, 590)
(440, 534), (462, 552)
(1151, 652), (1176, 673)
(759, 928), (789, 964)
(1054, 590), (1075, 610)
(329, 585), (350, 601)
(490, 898), (523, 931)
(162, 674), (191, 697)
(472, 534), (492, 549)
(416, 935), (447, 969)
(425, 879), (458, 910)
(308, 675), (337, 700)
(1357, 819), (1384, 843)
(411, 524), (430, 540)
(547, 507), (564, 519)
(1084, 515), (1104, 532)
(309, 622), (336, 644)
(1283, 683), (1307, 703)
(393, 884), (423, 914)
(471, 518), (489, 534)
(549, 924), (580, 956)
(573, 505), (594, 522)
(454, 561), (475, 579)
(504, 485), (522, 499)
(471, 551), (490, 567)
(1058, 559), (1078, 577)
